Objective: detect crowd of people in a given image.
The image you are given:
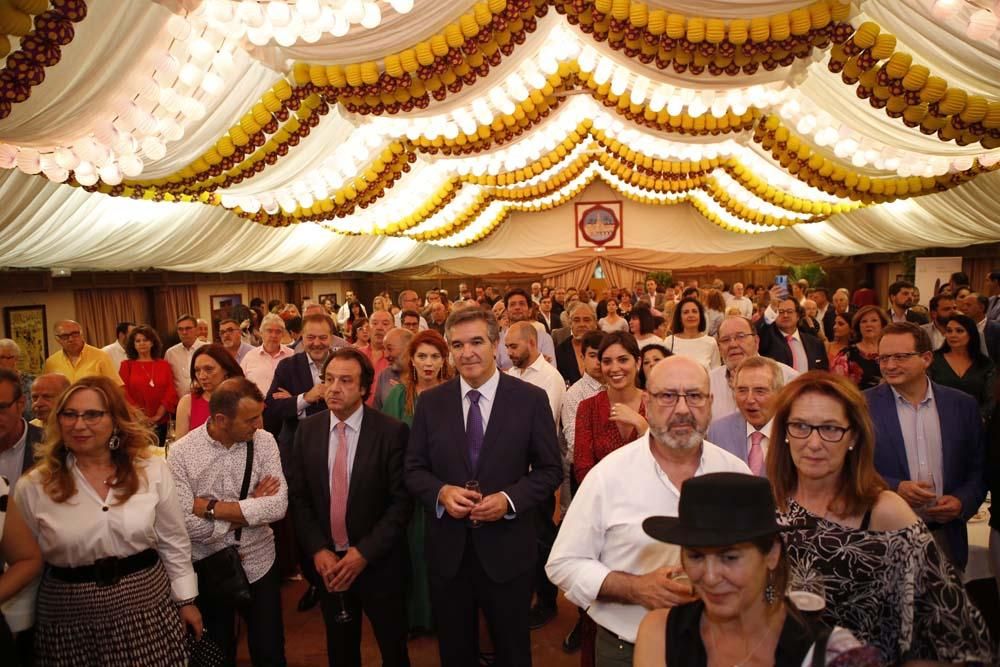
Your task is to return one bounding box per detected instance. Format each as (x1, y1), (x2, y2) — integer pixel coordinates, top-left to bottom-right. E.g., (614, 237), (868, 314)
(0, 269), (997, 666)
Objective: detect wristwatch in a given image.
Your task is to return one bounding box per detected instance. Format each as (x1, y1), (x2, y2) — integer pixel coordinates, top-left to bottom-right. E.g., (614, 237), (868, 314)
(205, 499), (218, 521)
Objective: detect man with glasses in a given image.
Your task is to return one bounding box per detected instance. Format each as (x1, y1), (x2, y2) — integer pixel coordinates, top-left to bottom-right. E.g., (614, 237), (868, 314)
(218, 318), (255, 363)
(0, 368), (42, 485)
(756, 298), (828, 373)
(43, 320), (121, 385)
(866, 322), (986, 571)
(547, 355), (749, 665)
(166, 314), (207, 398)
(706, 356), (785, 476)
(710, 316), (797, 420)
(0, 338), (34, 420)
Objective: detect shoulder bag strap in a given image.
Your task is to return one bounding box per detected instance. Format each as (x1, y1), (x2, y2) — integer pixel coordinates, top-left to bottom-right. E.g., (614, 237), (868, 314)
(233, 439), (254, 543)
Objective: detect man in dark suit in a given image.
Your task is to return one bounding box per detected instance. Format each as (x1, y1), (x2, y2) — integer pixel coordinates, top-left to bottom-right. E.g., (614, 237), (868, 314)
(807, 287), (836, 341)
(405, 307), (562, 667)
(756, 298), (828, 372)
(887, 280), (929, 325)
(0, 368), (42, 483)
(637, 279), (666, 312)
(865, 323), (987, 571)
(536, 295), (556, 334)
(555, 302), (598, 387)
(705, 356), (784, 476)
(961, 293), (1000, 361)
(288, 348), (412, 667)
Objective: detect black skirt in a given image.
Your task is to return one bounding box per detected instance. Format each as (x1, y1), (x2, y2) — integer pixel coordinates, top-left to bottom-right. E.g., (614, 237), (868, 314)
(34, 558), (187, 666)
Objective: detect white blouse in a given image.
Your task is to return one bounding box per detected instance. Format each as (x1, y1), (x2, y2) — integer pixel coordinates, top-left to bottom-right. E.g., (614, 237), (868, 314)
(15, 453), (197, 602)
(663, 334), (722, 370)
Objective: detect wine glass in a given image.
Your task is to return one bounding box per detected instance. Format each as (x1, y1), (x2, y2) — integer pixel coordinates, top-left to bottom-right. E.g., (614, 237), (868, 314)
(465, 480), (482, 528)
(788, 571), (826, 628)
(916, 470), (938, 515)
(334, 592), (352, 624)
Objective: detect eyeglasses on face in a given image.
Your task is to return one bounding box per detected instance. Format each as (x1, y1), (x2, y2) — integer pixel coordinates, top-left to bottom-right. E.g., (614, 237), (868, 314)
(877, 352), (922, 365)
(55, 331), (82, 340)
(218, 327), (241, 336)
(0, 398), (20, 410)
(776, 309), (797, 316)
(786, 421), (850, 442)
(58, 409), (109, 425)
(734, 386), (772, 399)
(647, 390), (709, 408)
(718, 332), (755, 345)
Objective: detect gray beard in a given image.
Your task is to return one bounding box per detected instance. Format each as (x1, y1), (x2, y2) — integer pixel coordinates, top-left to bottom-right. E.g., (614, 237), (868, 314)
(650, 425), (704, 450)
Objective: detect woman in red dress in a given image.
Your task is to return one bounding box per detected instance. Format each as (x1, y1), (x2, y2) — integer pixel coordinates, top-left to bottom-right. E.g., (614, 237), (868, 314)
(119, 325), (177, 445)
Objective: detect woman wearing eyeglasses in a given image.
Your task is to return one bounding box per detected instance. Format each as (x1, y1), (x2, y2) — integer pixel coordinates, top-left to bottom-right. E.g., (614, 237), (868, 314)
(13, 375), (202, 665)
(769, 372), (993, 664)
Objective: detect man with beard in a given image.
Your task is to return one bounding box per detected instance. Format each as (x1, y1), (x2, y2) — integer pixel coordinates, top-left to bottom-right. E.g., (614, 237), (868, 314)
(920, 294), (958, 351)
(888, 280), (929, 325)
(497, 288), (555, 371)
(372, 328), (414, 410)
(555, 303), (598, 386)
(546, 356), (749, 665)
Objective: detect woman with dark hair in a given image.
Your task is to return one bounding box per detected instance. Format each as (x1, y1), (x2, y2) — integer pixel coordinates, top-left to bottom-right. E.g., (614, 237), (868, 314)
(663, 297), (721, 370)
(830, 305), (888, 390)
(173, 344), (244, 438)
(629, 304), (663, 350)
(635, 473), (875, 666)
(638, 343), (671, 390)
(769, 372), (992, 664)
(825, 312), (852, 366)
(574, 332), (648, 484)
(598, 297), (629, 333)
(119, 325), (178, 444)
(618, 291), (634, 319)
(345, 300), (365, 341)
(15, 376), (202, 665)
(929, 313), (996, 422)
(382, 330), (453, 633)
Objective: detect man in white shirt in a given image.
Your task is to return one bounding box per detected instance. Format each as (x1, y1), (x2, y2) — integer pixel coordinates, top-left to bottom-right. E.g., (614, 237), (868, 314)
(336, 290), (366, 327)
(728, 283), (753, 319)
(706, 356), (784, 476)
(546, 355), (750, 663)
(394, 290), (428, 330)
(920, 294), (957, 351)
(710, 316), (797, 420)
(165, 314), (206, 398)
(530, 282), (543, 304)
(101, 321), (134, 372)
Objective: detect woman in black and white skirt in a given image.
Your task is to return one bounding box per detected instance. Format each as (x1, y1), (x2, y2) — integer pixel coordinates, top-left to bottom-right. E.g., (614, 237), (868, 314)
(14, 375), (202, 666)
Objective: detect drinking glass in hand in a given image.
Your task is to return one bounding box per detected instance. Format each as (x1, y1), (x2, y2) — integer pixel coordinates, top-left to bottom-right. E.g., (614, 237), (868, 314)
(788, 574), (826, 629)
(334, 593), (352, 624)
(465, 480), (483, 528)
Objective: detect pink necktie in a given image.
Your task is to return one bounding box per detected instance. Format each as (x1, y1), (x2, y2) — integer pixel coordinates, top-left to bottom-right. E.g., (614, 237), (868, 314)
(786, 334), (806, 372)
(748, 431), (765, 476)
(330, 422), (349, 548)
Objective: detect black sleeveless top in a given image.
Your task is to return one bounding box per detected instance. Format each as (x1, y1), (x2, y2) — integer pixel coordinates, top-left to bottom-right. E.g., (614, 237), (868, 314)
(665, 600), (818, 667)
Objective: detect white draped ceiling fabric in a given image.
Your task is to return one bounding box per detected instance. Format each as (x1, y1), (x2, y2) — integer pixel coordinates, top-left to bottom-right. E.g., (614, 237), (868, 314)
(1, 0), (999, 275)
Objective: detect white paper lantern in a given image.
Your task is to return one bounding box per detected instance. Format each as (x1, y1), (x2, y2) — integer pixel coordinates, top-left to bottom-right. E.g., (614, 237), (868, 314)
(178, 62), (204, 87)
(74, 161), (99, 185)
(237, 0), (265, 27)
(181, 98), (207, 120)
(167, 14), (192, 41)
(119, 154), (144, 177)
(273, 26), (298, 47)
(967, 9), (998, 40)
(98, 163), (123, 185)
(388, 0), (414, 13)
(43, 164), (69, 183)
(141, 136), (167, 161)
(931, 0), (961, 20)
(53, 146), (79, 170)
(201, 72), (224, 95)
(267, 1), (291, 27)
(247, 25), (273, 45)
(298, 0), (321, 21)
(360, 2), (382, 29)
(189, 38), (216, 65)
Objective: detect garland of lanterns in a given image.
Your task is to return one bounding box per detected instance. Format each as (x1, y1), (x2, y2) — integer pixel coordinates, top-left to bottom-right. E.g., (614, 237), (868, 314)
(826, 20), (1000, 149)
(0, 0), (87, 120)
(551, 0), (851, 76)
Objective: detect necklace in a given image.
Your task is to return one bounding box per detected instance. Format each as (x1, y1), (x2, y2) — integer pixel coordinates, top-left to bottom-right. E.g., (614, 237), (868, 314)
(706, 614), (775, 667)
(137, 359), (156, 387)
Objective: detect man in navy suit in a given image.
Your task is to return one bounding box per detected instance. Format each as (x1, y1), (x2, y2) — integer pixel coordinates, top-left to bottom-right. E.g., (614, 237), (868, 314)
(405, 307), (562, 667)
(756, 298), (828, 372)
(865, 322), (987, 570)
(705, 356), (785, 476)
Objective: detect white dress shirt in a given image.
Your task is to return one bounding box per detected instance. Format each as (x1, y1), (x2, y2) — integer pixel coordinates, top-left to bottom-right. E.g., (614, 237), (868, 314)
(165, 340), (207, 397)
(0, 419), (27, 489)
(730, 296), (754, 319)
(296, 354), (325, 417)
(328, 404), (364, 551)
(976, 318), (990, 357)
(921, 323), (946, 351)
(497, 327), (555, 370)
(101, 341), (128, 372)
(168, 424), (288, 583)
(16, 455), (198, 601)
(892, 382), (944, 496)
(241, 344), (295, 395)
(663, 334), (722, 369)
(546, 434), (750, 642)
(506, 354), (565, 431)
(709, 362), (799, 421)
(561, 374), (603, 461)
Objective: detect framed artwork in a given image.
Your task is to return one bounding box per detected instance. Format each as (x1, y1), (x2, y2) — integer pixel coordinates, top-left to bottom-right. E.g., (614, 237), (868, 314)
(318, 293), (339, 310)
(575, 201), (624, 248)
(210, 294), (242, 334)
(4, 305), (48, 375)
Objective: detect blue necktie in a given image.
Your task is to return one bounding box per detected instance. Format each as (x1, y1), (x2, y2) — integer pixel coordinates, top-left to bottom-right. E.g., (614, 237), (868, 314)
(466, 390), (484, 470)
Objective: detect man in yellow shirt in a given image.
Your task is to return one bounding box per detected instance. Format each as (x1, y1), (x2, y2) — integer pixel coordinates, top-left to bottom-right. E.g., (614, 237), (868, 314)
(43, 320), (122, 385)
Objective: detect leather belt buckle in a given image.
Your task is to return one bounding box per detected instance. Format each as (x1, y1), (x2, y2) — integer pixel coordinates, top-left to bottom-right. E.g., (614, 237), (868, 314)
(93, 556), (121, 586)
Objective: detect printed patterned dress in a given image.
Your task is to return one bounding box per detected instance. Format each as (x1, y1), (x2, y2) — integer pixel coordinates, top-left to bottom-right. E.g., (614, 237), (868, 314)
(778, 501), (993, 665)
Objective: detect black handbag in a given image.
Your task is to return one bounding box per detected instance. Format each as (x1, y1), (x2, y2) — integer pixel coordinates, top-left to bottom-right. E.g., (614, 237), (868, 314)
(186, 629), (227, 667)
(193, 440), (254, 606)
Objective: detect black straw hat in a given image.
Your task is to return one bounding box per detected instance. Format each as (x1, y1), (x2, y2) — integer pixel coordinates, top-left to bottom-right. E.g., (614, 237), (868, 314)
(642, 473), (788, 548)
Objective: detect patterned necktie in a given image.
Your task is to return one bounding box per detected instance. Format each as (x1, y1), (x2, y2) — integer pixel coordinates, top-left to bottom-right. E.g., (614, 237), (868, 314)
(330, 422), (349, 548)
(466, 390), (484, 470)
(786, 334), (806, 372)
(748, 430), (765, 476)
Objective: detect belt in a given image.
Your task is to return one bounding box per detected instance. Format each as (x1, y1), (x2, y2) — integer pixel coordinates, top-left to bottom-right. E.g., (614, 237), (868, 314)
(48, 549), (158, 586)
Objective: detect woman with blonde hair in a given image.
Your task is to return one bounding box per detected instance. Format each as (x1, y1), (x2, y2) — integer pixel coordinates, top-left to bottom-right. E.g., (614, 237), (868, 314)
(14, 375), (201, 665)
(769, 372), (992, 664)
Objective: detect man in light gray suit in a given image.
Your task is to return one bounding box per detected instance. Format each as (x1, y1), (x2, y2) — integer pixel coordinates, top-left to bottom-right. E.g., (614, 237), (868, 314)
(705, 356), (785, 477)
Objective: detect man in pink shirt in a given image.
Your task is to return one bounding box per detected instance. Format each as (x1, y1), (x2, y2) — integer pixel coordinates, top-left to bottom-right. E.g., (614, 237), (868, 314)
(241, 313), (294, 436)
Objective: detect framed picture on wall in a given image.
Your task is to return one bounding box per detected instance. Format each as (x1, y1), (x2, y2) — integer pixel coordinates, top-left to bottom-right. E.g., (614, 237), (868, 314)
(210, 294), (242, 335)
(318, 293), (339, 310)
(575, 201), (624, 248)
(4, 305), (48, 375)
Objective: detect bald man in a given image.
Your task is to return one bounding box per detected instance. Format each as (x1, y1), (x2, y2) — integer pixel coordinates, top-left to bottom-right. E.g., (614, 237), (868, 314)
(29, 373), (71, 427)
(43, 320), (121, 385)
(372, 328), (414, 409)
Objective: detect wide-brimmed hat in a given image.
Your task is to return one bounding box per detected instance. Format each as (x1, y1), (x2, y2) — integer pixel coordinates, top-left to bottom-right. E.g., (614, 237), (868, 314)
(642, 473), (788, 548)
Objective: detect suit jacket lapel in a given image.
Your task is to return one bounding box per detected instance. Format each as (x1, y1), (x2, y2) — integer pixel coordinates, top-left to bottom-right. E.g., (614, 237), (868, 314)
(933, 384), (956, 490)
(310, 412), (332, 528)
(348, 408), (377, 510)
(878, 386), (911, 477)
(476, 373), (509, 476)
(450, 380), (473, 477)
